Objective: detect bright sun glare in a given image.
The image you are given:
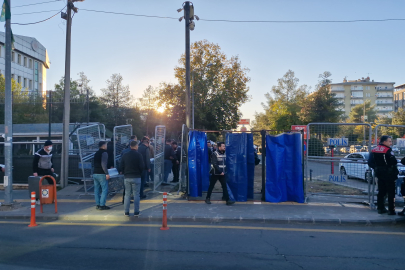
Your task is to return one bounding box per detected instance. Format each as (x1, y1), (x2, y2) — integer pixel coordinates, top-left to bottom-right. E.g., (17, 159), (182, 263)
(157, 106), (165, 113)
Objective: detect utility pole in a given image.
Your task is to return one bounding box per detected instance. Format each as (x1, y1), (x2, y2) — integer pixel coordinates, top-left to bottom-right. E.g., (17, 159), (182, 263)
(48, 90), (52, 139)
(86, 88), (89, 126)
(4, 0), (13, 205)
(184, 1), (191, 128)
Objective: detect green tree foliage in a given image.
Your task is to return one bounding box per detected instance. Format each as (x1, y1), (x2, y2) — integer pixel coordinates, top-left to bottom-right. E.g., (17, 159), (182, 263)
(158, 40), (251, 132)
(308, 138), (325, 156)
(349, 100), (377, 123)
(252, 70), (308, 132)
(392, 108), (405, 125)
(0, 75), (48, 124)
(138, 85), (163, 136)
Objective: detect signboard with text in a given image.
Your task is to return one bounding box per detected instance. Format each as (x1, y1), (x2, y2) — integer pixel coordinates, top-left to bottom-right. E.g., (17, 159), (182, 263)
(291, 125), (307, 139)
(238, 119), (250, 125)
(327, 138), (349, 146)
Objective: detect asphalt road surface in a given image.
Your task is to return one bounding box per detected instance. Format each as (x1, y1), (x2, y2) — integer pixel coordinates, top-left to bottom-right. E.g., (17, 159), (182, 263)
(0, 220), (404, 270)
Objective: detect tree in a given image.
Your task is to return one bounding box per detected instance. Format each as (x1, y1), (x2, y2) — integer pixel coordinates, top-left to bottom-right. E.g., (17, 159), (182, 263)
(251, 70), (308, 132)
(392, 108), (405, 126)
(100, 73), (133, 128)
(138, 85), (161, 136)
(349, 100), (377, 123)
(158, 40), (251, 132)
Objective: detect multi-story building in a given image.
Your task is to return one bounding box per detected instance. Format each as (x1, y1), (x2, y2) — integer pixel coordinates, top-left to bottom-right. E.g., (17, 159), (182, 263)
(329, 77), (395, 118)
(394, 83), (405, 112)
(0, 32), (50, 94)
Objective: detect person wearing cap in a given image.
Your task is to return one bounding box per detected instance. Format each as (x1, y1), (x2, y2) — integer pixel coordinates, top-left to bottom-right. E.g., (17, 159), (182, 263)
(93, 141), (110, 210)
(33, 140), (55, 185)
(368, 135), (398, 215)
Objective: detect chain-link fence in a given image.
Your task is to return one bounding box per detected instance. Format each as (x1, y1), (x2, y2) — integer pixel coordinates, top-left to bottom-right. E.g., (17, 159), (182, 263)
(306, 123), (372, 203)
(373, 124), (405, 208)
(153, 125), (166, 191)
(113, 125), (133, 169)
(77, 124), (102, 194)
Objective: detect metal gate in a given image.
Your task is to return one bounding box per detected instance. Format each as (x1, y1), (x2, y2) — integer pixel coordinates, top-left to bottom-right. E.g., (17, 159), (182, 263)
(178, 124), (189, 194)
(306, 123), (372, 204)
(113, 125), (133, 169)
(77, 124), (102, 194)
(153, 125), (166, 191)
(373, 124), (405, 209)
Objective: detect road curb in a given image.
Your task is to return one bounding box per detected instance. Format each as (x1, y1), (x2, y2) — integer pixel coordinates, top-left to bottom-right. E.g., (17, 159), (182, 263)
(1, 214), (404, 225)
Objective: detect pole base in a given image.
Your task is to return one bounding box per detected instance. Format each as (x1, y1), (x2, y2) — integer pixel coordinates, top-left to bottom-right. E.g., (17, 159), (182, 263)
(28, 224), (38, 227)
(160, 227), (169, 230)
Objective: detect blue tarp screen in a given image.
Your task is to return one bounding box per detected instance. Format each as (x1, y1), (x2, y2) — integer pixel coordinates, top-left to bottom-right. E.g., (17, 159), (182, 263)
(265, 133), (304, 203)
(225, 133), (255, 202)
(188, 131), (209, 197)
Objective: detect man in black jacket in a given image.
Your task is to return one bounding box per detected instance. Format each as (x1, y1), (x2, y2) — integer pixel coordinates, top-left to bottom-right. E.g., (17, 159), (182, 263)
(205, 142), (235, 206)
(93, 141), (110, 210)
(33, 140), (55, 185)
(120, 140), (145, 217)
(138, 137), (151, 199)
(368, 135), (398, 215)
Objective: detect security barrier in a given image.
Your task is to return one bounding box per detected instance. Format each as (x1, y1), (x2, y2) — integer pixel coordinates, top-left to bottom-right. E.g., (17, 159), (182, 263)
(113, 125), (133, 169)
(153, 125), (166, 191)
(306, 123), (372, 204)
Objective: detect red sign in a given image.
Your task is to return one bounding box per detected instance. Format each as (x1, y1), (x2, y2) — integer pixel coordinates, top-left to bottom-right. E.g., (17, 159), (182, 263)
(240, 126), (247, 132)
(291, 125), (307, 139)
(238, 119), (250, 125)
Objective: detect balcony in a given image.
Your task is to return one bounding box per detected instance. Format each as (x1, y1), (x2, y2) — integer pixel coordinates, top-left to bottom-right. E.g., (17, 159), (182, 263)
(351, 96), (363, 99)
(377, 95), (393, 98)
(331, 88), (345, 92)
(350, 88), (363, 91)
(335, 95), (345, 99)
(376, 87), (394, 91)
(376, 102), (393, 105)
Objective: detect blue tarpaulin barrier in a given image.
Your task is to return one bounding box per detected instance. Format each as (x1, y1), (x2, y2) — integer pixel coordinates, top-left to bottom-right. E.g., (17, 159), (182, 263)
(265, 133), (304, 203)
(225, 133), (255, 202)
(188, 131), (209, 197)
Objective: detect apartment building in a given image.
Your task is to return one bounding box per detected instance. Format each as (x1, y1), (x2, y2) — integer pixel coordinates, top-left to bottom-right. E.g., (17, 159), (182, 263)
(0, 32), (50, 94)
(329, 77), (395, 118)
(394, 83), (405, 112)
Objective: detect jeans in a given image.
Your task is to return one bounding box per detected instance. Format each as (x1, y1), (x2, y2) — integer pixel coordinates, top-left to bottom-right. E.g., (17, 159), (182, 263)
(93, 174), (108, 206)
(164, 159), (173, 183)
(140, 170), (149, 197)
(206, 174), (229, 201)
(124, 178), (141, 214)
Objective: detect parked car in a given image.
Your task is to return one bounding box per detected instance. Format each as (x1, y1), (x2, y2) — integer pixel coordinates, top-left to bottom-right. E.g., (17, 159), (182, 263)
(339, 152), (405, 182)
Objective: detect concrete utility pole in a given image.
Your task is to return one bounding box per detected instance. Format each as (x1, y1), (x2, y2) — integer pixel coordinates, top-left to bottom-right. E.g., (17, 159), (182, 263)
(4, 0), (13, 205)
(184, 1), (191, 128)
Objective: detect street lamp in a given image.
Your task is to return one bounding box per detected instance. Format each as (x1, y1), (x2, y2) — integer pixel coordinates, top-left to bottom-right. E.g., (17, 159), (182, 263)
(191, 63), (213, 129)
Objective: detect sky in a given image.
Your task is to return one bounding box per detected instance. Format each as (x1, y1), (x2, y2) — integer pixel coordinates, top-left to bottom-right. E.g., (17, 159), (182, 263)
(9, 0), (405, 124)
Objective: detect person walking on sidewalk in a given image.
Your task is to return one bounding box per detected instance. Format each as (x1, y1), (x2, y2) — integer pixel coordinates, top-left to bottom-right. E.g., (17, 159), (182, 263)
(163, 138), (175, 184)
(120, 140), (145, 217)
(138, 136), (151, 199)
(368, 135), (398, 215)
(205, 142), (235, 206)
(93, 141), (110, 210)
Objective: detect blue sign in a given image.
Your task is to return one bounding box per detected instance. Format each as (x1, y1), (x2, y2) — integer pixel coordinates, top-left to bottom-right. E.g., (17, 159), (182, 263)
(327, 138), (348, 146)
(328, 175), (347, 182)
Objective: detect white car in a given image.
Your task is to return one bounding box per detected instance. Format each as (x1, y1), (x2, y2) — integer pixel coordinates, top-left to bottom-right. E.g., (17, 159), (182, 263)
(339, 152), (405, 182)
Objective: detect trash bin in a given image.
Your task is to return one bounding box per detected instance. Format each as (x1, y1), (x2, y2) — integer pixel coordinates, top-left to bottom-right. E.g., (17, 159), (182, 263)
(28, 176), (41, 200)
(40, 184), (55, 204)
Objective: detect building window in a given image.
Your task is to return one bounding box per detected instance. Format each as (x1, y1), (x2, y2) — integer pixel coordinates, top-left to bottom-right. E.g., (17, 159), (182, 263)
(23, 57), (27, 67)
(34, 61), (38, 82)
(11, 74), (14, 80)
(11, 52), (14, 62)
(29, 59), (33, 69)
(29, 80), (32, 89)
(0, 46), (2, 58)
(17, 76), (21, 83)
(17, 54), (21, 65)
(23, 78), (27, 88)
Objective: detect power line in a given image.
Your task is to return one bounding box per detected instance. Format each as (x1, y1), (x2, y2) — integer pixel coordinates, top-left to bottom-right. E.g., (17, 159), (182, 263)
(14, 10), (60, 16)
(11, 6), (66, 25)
(12, 0), (62, 9)
(81, 8), (405, 24)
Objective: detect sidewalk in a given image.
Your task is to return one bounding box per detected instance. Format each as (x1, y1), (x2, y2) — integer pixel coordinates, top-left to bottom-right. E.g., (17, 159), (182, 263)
(0, 186), (404, 225)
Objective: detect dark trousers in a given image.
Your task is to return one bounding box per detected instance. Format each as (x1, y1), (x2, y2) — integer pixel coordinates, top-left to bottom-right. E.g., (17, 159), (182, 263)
(140, 170), (148, 197)
(206, 174), (229, 201)
(172, 163), (180, 182)
(377, 177), (396, 211)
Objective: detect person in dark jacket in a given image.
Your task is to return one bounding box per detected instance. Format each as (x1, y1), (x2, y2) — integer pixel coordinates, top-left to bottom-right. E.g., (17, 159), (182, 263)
(138, 136), (151, 199)
(120, 140), (145, 217)
(33, 140), (55, 185)
(163, 138), (175, 184)
(205, 142), (235, 206)
(93, 141), (110, 210)
(368, 135), (398, 215)
(171, 141), (180, 182)
(107, 137), (115, 169)
(207, 141), (213, 164)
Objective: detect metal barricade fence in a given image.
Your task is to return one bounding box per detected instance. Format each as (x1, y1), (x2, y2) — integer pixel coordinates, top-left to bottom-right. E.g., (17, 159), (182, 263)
(113, 125), (133, 169)
(306, 123), (372, 204)
(77, 124), (102, 194)
(154, 125), (166, 191)
(373, 124), (405, 208)
(177, 124), (189, 194)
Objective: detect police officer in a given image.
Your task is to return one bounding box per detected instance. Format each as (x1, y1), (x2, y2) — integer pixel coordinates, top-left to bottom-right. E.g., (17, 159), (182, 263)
(205, 142), (235, 206)
(368, 135), (398, 215)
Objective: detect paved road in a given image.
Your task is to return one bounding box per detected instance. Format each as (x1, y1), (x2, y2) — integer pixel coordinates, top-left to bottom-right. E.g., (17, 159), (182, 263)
(0, 220), (404, 270)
